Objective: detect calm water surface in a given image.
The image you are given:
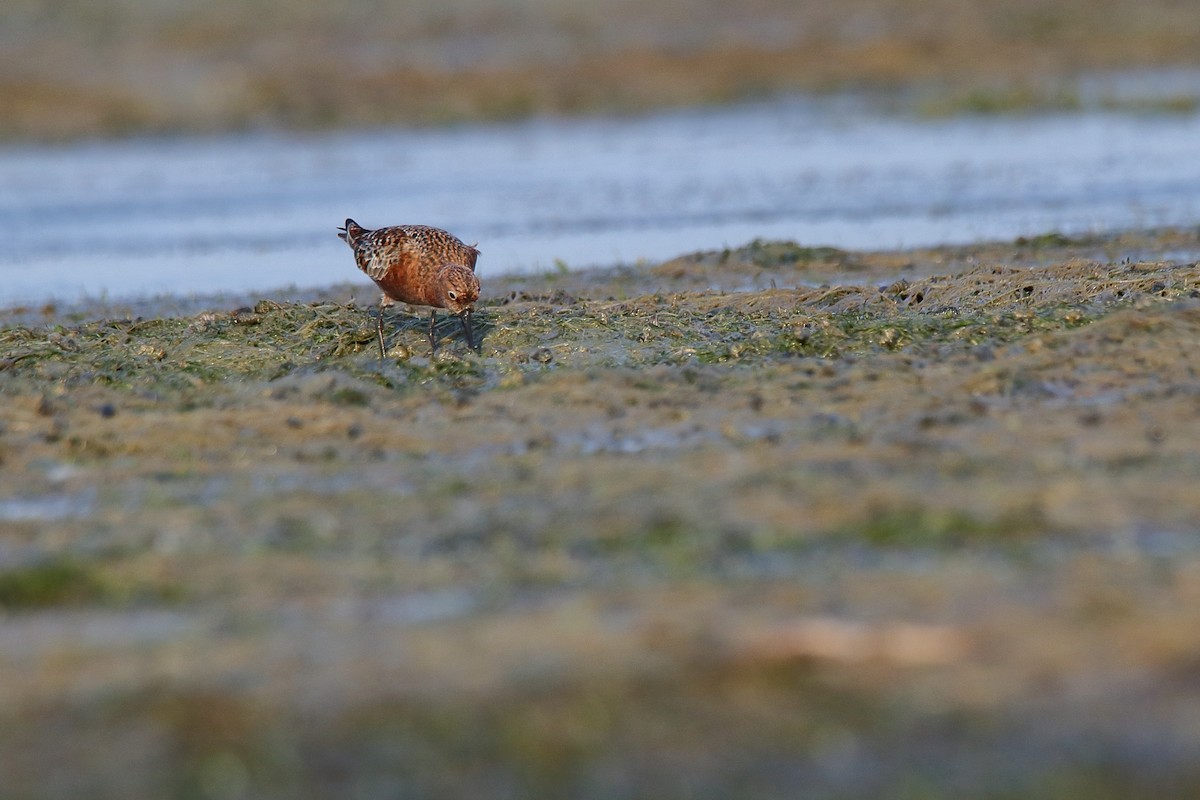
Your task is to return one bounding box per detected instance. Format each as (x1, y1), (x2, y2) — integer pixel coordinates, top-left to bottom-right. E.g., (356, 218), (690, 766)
(1, 100), (1198, 305)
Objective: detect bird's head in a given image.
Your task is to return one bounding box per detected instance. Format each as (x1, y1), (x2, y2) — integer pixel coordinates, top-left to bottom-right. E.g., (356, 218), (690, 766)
(436, 264), (480, 314)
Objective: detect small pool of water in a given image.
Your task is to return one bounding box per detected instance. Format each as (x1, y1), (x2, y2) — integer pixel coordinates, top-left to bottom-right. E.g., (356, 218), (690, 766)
(1, 99), (1198, 306)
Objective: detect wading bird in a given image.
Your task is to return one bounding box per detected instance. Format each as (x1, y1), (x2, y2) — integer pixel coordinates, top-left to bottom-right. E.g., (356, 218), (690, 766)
(337, 219), (480, 359)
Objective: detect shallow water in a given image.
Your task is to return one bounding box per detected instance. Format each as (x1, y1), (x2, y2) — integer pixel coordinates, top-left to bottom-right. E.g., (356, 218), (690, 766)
(2, 100), (1199, 305)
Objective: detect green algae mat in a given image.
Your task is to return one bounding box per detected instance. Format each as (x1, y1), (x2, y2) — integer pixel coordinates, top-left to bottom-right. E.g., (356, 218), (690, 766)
(2, 229), (1200, 798)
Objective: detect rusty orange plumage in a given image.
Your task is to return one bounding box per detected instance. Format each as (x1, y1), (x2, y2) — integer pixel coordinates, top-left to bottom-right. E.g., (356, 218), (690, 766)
(337, 219), (481, 359)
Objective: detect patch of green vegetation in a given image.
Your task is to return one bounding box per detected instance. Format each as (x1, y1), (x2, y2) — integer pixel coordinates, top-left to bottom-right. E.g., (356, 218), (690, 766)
(921, 85), (1082, 117)
(744, 239), (848, 268)
(328, 385), (371, 407)
(0, 557), (184, 609)
(431, 357), (487, 379)
(0, 558), (111, 609)
(836, 505), (1044, 548)
(1014, 231), (1076, 249)
(611, 514), (710, 570)
(1099, 95), (1200, 115)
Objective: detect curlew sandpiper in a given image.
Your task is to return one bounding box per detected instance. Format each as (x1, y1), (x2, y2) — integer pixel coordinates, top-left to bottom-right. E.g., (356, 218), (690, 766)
(338, 219), (481, 359)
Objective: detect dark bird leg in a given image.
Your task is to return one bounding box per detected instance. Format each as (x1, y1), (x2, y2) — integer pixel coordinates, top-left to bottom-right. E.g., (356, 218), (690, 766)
(375, 300), (387, 363)
(428, 309), (439, 357)
(459, 309), (477, 353)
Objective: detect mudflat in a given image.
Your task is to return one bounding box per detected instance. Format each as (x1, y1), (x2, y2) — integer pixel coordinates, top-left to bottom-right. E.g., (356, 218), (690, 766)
(3, 228), (1200, 797)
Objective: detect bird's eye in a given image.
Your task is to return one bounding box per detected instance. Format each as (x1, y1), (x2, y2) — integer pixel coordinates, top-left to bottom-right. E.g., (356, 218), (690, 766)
(448, 291), (458, 300)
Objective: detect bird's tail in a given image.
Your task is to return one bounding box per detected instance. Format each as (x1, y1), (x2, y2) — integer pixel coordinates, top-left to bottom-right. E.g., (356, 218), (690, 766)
(337, 218), (366, 245)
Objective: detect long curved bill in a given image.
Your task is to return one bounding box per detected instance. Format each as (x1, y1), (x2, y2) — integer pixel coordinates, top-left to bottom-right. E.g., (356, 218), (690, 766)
(459, 308), (478, 352)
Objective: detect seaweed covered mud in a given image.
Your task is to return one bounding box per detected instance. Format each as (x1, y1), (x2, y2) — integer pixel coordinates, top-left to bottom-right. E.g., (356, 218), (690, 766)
(3, 228), (1200, 797)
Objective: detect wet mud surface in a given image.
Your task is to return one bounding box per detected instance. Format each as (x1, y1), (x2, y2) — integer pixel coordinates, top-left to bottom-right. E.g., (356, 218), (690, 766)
(3, 228), (1200, 797)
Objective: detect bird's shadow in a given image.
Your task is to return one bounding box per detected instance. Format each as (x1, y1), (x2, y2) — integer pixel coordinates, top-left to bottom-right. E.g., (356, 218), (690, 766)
(376, 307), (494, 353)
